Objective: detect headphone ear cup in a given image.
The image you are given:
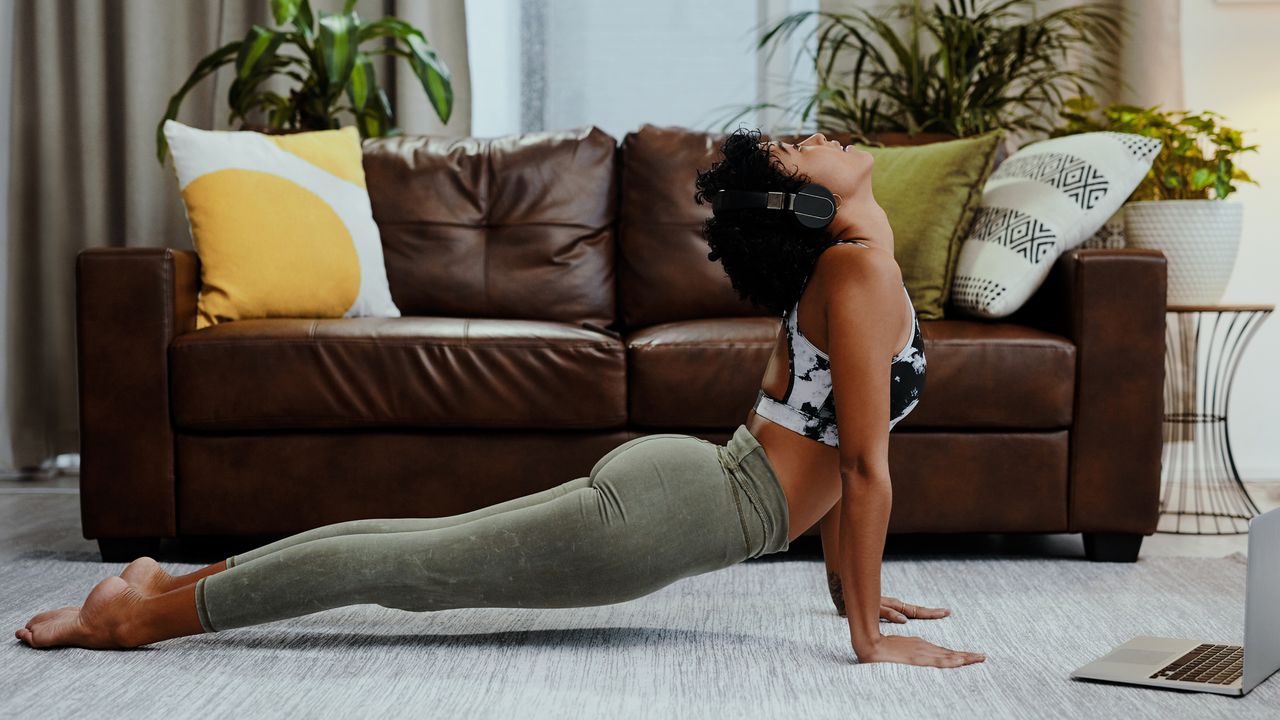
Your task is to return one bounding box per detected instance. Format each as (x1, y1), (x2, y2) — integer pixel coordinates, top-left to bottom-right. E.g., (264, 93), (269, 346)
(791, 183), (837, 229)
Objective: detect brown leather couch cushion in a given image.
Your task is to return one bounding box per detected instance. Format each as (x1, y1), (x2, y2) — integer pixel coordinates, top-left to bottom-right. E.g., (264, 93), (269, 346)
(628, 317), (1074, 430)
(170, 317), (626, 431)
(626, 317), (779, 428)
(897, 320), (1075, 429)
(617, 124), (762, 328)
(362, 126), (619, 327)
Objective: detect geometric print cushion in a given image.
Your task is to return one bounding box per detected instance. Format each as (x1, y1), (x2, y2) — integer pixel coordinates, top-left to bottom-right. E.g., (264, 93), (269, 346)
(163, 120), (401, 329)
(949, 131), (1161, 318)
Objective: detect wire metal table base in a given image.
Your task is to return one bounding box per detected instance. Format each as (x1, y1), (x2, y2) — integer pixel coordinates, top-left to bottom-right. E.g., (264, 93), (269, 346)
(1157, 305), (1272, 535)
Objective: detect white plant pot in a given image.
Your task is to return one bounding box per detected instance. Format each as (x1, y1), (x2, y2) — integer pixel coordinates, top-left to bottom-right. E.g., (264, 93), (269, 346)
(1124, 199), (1243, 305)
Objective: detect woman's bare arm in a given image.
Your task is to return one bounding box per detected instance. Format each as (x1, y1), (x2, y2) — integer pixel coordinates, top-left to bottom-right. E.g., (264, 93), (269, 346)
(821, 245), (985, 667)
(838, 473), (892, 655)
(823, 249), (901, 656)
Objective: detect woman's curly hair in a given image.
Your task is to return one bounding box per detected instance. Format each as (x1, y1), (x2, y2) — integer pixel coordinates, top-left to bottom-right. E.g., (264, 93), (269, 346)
(693, 127), (840, 317)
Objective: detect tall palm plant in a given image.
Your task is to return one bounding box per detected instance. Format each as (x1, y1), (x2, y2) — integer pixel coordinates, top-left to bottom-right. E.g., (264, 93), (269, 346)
(155, 0), (452, 163)
(722, 0), (1123, 140)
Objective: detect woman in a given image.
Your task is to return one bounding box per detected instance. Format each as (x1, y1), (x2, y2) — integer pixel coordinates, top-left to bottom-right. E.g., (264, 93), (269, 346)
(16, 128), (984, 668)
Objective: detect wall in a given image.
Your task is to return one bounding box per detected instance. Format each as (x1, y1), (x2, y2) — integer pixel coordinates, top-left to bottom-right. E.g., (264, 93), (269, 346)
(1182, 0), (1280, 482)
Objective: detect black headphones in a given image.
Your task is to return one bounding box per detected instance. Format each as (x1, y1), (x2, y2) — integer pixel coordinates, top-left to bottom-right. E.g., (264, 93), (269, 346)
(711, 182), (837, 230)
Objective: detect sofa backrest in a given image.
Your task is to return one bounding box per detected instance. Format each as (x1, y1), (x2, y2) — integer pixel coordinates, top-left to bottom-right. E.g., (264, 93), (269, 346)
(616, 123), (762, 328)
(362, 123), (980, 331)
(362, 126), (619, 327)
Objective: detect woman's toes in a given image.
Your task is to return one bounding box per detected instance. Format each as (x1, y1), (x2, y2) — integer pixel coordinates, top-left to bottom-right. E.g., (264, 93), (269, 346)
(24, 607), (83, 648)
(19, 576), (144, 650)
(26, 606), (78, 630)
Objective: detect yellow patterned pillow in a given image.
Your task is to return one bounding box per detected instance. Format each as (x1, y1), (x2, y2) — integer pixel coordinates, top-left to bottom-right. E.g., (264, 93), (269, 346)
(163, 120), (401, 329)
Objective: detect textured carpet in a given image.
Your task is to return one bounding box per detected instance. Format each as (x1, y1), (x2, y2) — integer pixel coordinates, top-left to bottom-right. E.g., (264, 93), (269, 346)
(0, 550), (1274, 720)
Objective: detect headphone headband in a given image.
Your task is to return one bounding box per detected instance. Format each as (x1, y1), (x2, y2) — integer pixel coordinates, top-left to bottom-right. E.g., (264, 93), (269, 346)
(711, 183), (837, 229)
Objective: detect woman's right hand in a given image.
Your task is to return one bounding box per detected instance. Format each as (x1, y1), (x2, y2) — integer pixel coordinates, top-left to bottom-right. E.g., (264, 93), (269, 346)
(856, 634), (986, 668)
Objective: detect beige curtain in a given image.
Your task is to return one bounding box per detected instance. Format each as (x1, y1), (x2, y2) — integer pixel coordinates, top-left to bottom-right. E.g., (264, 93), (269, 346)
(2, 0), (470, 473)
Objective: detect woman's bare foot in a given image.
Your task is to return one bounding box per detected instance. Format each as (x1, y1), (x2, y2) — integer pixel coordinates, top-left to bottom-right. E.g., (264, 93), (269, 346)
(15, 576), (146, 649)
(120, 556), (177, 596)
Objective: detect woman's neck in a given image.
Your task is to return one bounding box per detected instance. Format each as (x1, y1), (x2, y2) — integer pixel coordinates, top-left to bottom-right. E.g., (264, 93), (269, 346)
(832, 184), (893, 251)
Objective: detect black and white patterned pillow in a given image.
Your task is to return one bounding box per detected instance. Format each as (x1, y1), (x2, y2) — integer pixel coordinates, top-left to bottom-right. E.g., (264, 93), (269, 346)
(950, 132), (1161, 318)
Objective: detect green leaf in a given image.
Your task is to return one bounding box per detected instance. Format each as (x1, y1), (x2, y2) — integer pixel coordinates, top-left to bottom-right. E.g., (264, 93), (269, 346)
(356, 85), (395, 138)
(359, 18), (454, 124)
(403, 33), (453, 123)
(1190, 167), (1214, 192)
(346, 52), (374, 113)
(271, 0), (301, 26)
(235, 25), (283, 81)
(343, 49), (395, 138)
(317, 11), (359, 91)
(294, 0), (315, 40)
(155, 40), (241, 163)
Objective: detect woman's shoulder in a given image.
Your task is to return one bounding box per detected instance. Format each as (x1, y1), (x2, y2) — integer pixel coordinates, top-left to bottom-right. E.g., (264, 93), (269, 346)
(814, 240), (903, 299)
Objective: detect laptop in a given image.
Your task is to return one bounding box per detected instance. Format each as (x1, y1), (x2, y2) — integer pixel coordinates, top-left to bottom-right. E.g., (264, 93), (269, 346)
(1070, 506), (1280, 696)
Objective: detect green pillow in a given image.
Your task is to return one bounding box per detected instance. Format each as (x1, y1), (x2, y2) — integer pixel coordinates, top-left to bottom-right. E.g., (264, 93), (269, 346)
(858, 130), (1004, 320)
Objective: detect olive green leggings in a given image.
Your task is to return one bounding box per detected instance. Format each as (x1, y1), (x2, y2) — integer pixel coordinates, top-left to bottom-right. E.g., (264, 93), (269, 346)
(194, 424), (790, 632)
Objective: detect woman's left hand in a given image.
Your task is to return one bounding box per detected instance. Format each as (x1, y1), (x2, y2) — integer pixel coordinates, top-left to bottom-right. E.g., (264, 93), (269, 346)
(879, 595), (950, 623)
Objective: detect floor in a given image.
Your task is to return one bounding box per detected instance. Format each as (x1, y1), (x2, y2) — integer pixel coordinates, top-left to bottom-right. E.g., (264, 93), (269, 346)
(3, 472), (1278, 564)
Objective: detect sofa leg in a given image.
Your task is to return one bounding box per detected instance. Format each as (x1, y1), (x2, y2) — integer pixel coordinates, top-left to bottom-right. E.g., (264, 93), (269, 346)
(1082, 532), (1143, 563)
(97, 538), (162, 563)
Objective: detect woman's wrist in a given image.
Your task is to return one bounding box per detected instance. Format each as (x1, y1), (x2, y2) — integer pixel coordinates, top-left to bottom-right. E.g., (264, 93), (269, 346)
(850, 628), (884, 657)
(826, 570), (846, 616)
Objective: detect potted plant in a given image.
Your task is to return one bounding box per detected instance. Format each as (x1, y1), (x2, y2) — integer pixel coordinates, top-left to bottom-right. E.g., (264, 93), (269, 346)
(155, 0), (453, 163)
(717, 0), (1122, 145)
(1054, 95), (1260, 304)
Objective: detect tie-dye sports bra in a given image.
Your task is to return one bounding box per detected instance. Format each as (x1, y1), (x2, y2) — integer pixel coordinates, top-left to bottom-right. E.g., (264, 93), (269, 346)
(752, 239), (926, 447)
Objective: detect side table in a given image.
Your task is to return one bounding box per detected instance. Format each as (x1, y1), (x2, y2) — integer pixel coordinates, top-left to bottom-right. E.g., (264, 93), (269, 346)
(1158, 304), (1273, 534)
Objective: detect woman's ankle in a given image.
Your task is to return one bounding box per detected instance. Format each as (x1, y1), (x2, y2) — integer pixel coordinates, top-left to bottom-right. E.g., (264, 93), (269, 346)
(169, 560), (229, 592)
(124, 584), (206, 646)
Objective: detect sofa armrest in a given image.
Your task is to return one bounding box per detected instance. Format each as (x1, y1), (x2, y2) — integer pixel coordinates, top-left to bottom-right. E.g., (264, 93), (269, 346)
(1007, 247), (1168, 534)
(76, 247), (200, 540)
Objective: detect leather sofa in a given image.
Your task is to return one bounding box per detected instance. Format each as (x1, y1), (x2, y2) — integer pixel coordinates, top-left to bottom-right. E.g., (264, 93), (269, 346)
(75, 123), (1168, 563)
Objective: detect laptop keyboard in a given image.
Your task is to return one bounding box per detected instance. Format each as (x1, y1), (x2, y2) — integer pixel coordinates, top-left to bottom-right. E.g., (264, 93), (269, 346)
(1149, 643), (1243, 685)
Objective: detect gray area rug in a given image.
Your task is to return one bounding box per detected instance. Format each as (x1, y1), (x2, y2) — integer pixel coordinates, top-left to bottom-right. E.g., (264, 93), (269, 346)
(0, 551), (1274, 719)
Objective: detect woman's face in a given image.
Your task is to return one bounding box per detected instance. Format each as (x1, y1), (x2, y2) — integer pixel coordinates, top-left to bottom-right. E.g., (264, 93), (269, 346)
(761, 132), (874, 198)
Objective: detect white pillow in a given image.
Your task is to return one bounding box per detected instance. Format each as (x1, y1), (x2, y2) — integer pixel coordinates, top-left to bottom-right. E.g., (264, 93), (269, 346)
(949, 131), (1161, 318)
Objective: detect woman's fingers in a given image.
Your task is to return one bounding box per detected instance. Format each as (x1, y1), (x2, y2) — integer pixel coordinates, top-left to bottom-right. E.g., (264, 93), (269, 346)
(884, 596), (951, 620)
(913, 603), (950, 619)
(938, 654), (984, 667)
(931, 642), (985, 666)
(879, 605), (908, 623)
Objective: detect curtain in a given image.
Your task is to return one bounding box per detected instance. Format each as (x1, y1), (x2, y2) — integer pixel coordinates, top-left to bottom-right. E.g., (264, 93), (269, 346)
(0, 0), (15, 476)
(2, 0), (471, 474)
(512, 0), (820, 139)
